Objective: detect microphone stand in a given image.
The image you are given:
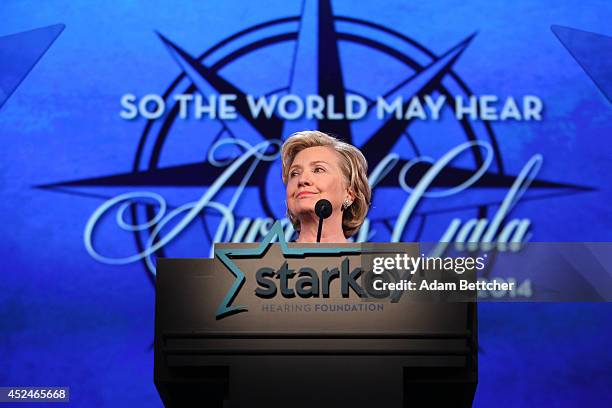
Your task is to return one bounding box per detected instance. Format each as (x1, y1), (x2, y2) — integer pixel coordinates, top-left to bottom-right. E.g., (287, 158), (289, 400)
(316, 216), (324, 243)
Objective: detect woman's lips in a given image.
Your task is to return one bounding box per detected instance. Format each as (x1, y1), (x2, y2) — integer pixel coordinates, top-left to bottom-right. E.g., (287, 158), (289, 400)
(296, 191), (317, 198)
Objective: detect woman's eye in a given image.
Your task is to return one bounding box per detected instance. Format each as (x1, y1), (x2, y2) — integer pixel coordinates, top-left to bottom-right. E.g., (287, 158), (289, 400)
(314, 167), (325, 173)
(289, 171), (299, 177)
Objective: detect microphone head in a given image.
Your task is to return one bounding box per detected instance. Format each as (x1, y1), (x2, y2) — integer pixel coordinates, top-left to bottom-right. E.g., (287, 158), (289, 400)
(315, 199), (333, 219)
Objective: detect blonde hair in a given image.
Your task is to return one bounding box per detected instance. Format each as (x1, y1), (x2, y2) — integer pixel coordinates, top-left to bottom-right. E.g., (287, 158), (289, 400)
(281, 130), (371, 238)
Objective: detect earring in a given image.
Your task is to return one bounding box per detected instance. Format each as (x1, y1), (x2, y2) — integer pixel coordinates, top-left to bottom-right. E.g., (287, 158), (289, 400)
(342, 198), (351, 210)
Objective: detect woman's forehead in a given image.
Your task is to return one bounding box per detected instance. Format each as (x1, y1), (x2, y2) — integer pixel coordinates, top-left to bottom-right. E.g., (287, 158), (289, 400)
(292, 146), (339, 165)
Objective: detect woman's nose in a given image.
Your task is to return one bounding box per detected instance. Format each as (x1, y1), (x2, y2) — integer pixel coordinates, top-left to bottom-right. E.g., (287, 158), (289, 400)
(297, 172), (313, 186)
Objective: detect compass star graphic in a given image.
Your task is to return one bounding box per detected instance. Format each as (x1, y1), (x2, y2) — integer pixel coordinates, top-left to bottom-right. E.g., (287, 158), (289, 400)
(38, 0), (591, 284)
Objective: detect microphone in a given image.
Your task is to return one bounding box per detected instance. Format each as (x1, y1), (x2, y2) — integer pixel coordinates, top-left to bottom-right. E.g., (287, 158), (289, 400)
(315, 199), (332, 243)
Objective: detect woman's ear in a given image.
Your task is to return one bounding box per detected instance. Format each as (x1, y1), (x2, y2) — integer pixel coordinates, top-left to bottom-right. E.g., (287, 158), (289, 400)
(346, 188), (356, 205)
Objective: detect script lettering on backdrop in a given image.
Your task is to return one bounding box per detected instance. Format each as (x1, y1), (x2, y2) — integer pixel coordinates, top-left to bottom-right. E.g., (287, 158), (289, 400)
(84, 135), (541, 275)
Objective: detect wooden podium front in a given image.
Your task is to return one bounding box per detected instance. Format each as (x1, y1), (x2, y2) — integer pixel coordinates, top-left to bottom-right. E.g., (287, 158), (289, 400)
(154, 242), (477, 407)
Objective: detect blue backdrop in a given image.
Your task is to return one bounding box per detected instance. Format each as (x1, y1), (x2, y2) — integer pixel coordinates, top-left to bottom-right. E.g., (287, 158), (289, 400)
(1, 0), (611, 406)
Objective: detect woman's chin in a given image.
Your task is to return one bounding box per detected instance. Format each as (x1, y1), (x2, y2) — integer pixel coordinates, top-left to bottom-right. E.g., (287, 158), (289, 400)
(292, 197), (316, 209)
(291, 205), (317, 219)
(294, 206), (315, 216)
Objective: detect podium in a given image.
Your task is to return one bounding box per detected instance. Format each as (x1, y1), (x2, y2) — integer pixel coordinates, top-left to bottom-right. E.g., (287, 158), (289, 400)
(154, 240), (478, 407)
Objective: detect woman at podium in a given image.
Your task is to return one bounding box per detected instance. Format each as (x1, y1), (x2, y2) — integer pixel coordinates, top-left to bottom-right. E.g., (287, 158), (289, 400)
(281, 130), (371, 243)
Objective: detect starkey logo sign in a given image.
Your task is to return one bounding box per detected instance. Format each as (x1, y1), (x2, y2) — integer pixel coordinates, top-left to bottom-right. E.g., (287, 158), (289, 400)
(215, 221), (491, 319)
(215, 222), (476, 320)
(215, 221), (363, 319)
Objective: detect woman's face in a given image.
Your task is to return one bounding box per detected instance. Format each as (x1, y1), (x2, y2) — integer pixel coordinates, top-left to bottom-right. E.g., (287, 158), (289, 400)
(286, 146), (349, 221)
